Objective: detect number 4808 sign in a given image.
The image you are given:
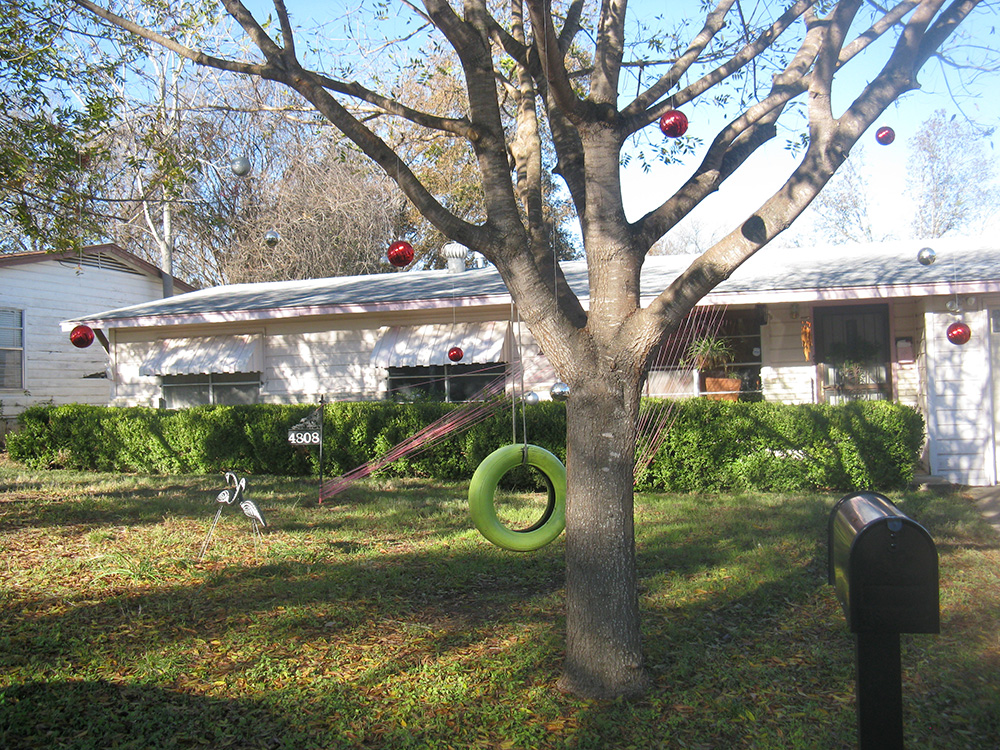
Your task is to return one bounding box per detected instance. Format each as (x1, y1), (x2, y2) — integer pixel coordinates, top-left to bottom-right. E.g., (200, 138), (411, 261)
(288, 402), (326, 502)
(288, 405), (324, 447)
(288, 429), (321, 445)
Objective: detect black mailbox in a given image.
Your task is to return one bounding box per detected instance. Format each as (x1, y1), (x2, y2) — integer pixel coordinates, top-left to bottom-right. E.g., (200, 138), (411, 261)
(828, 492), (939, 634)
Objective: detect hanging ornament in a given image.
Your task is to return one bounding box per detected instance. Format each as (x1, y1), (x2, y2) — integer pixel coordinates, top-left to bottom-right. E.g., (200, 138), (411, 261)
(229, 156), (251, 177)
(916, 247), (936, 266)
(947, 322), (971, 345)
(70, 324), (95, 348)
(263, 229), (280, 247)
(387, 240), (414, 267)
(875, 126), (895, 145)
(550, 382), (570, 401)
(659, 110), (688, 138)
(523, 392), (539, 405)
(448, 346), (464, 362)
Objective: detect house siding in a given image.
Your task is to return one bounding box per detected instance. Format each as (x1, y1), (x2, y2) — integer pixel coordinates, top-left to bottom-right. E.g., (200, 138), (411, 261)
(761, 308), (817, 404)
(889, 298), (922, 406)
(263, 324), (384, 402)
(1, 256), (164, 422)
(109, 307), (551, 406)
(924, 303), (994, 486)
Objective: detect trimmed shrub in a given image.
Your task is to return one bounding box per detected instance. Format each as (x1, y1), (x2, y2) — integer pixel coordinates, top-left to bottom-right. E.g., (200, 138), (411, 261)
(7, 398), (923, 492)
(635, 399), (924, 492)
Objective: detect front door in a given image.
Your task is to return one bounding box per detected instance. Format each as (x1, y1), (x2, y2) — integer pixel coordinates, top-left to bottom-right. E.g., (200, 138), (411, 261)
(814, 304), (891, 404)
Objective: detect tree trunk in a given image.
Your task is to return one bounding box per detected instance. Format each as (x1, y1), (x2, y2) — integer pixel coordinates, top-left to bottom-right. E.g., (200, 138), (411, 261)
(557, 377), (649, 698)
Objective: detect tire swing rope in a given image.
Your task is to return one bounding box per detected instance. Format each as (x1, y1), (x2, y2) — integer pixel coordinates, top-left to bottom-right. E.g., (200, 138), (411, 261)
(468, 443), (566, 552)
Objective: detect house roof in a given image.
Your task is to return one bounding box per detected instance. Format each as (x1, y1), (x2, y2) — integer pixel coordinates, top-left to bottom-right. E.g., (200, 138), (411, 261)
(1, 243), (196, 293)
(63, 237), (1000, 330)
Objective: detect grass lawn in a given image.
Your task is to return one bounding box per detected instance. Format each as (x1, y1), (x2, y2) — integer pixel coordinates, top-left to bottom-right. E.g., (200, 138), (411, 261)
(1, 455), (998, 749)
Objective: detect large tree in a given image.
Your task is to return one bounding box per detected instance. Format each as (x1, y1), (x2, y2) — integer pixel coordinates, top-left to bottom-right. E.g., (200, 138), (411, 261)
(69, 0), (993, 698)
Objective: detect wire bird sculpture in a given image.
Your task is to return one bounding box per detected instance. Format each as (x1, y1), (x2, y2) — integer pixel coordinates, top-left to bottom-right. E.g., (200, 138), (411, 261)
(198, 471), (267, 560)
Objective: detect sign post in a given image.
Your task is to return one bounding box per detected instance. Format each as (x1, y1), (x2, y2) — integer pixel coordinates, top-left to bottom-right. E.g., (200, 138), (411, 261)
(287, 397), (325, 502)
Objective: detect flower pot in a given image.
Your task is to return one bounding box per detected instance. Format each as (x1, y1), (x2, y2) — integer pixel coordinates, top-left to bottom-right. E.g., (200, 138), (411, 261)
(702, 375), (741, 401)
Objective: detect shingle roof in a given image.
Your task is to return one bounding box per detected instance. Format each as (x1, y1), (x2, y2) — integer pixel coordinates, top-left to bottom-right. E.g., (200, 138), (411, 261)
(65, 238), (1000, 329)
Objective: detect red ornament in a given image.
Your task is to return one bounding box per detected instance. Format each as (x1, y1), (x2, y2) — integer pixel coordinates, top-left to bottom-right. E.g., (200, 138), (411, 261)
(658, 110), (688, 138)
(448, 346), (464, 362)
(875, 126), (895, 145)
(70, 324), (95, 348)
(947, 321), (971, 346)
(387, 240), (414, 267)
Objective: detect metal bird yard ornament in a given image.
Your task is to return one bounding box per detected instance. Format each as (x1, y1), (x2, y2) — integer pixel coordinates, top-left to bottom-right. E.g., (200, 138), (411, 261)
(198, 472), (267, 560)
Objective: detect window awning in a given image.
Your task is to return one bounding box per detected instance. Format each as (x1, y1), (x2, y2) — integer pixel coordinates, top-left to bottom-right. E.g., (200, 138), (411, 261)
(139, 334), (262, 376)
(371, 321), (511, 367)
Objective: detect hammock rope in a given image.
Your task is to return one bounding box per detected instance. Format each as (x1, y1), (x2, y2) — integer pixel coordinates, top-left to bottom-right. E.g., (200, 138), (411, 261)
(634, 305), (729, 478)
(319, 362), (520, 501)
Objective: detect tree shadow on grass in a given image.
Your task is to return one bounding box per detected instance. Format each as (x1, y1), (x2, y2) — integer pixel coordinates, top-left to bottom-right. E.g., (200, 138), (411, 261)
(3, 481), (999, 748)
(0, 679), (300, 750)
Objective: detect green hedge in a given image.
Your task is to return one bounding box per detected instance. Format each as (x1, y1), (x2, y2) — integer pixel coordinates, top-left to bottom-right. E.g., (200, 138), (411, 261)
(633, 399), (925, 492)
(6, 399), (923, 492)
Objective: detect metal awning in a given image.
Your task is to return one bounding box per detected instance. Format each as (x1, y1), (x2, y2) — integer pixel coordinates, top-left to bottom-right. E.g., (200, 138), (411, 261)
(139, 334), (262, 376)
(371, 321), (511, 367)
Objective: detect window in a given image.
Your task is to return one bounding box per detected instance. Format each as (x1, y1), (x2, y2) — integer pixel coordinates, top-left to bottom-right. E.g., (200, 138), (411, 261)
(161, 372), (261, 409)
(647, 309), (763, 399)
(0, 309), (24, 389)
(387, 363), (507, 402)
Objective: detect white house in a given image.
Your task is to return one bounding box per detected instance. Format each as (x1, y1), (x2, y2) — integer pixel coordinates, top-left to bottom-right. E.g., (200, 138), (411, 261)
(62, 238), (1000, 486)
(1, 243), (192, 435)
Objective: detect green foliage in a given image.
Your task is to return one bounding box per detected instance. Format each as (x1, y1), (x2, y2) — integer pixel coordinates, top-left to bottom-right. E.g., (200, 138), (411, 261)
(8, 399), (923, 492)
(682, 334), (735, 371)
(0, 1), (128, 251)
(636, 399), (924, 492)
(6, 402), (569, 482)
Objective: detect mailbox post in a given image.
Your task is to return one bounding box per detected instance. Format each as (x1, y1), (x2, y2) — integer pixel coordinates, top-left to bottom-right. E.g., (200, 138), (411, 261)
(828, 492), (939, 750)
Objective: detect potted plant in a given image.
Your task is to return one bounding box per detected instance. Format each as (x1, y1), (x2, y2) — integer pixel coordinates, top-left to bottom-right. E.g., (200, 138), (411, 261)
(683, 335), (741, 401)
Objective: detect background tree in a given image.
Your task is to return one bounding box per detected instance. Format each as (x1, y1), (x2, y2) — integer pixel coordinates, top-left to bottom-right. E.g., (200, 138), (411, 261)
(108, 9), (224, 295)
(800, 146), (888, 243)
(908, 108), (997, 238)
(383, 51), (581, 265)
(0, 1), (125, 252)
(69, 0), (996, 699)
(791, 108), (997, 244)
(649, 216), (721, 255)
(94, 28), (408, 288)
(215, 133), (407, 283)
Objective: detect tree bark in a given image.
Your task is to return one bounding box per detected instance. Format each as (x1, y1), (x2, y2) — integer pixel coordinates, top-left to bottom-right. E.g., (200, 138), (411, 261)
(557, 376), (649, 698)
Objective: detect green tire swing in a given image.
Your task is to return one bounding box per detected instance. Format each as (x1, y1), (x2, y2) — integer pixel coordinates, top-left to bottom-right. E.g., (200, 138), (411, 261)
(468, 444), (566, 552)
